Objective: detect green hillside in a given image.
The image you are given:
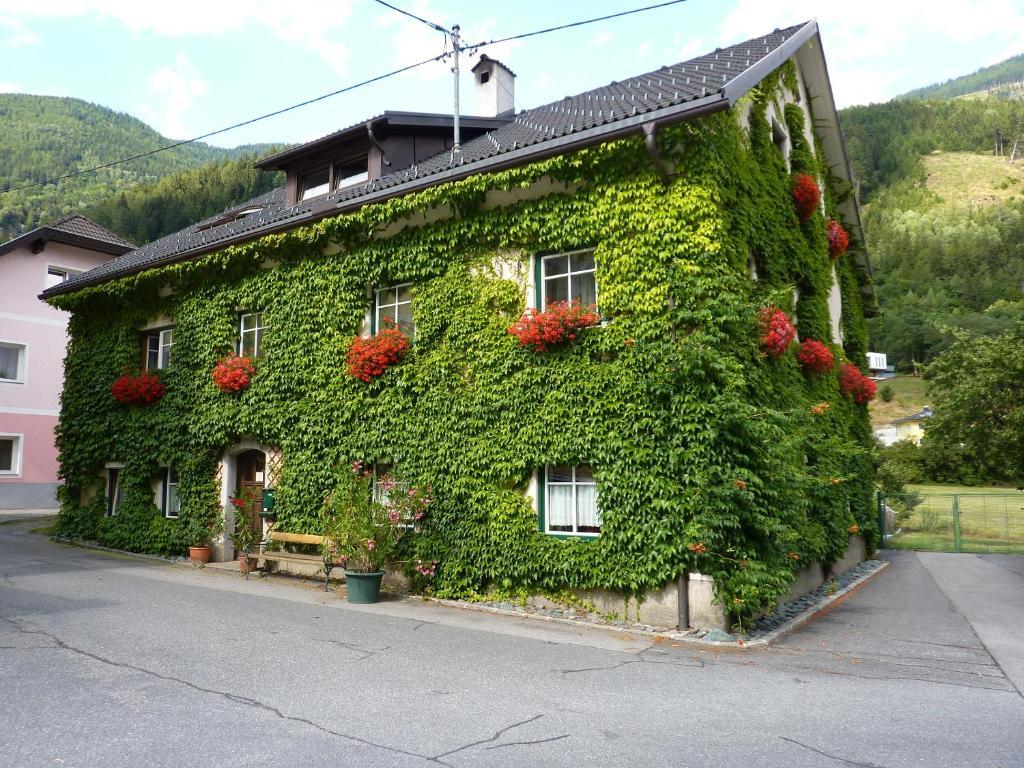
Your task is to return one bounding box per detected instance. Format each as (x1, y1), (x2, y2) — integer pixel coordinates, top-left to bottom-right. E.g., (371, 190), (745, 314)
(899, 53), (1024, 101)
(0, 93), (279, 241)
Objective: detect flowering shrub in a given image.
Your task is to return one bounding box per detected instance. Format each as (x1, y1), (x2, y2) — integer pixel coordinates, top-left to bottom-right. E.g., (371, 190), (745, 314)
(346, 327), (410, 382)
(810, 402), (830, 416)
(414, 559), (437, 577)
(110, 371), (166, 406)
(212, 354), (255, 393)
(826, 219), (850, 259)
(758, 306), (796, 358)
(838, 363), (877, 405)
(508, 300), (600, 352)
(791, 172), (821, 222)
(797, 339), (834, 375)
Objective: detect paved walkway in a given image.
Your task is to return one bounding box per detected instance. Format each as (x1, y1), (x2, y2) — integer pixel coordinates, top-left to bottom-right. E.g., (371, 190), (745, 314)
(0, 522), (1021, 767)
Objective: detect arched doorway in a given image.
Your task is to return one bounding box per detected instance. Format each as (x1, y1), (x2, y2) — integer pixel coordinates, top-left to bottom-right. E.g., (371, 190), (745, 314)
(215, 441), (279, 562)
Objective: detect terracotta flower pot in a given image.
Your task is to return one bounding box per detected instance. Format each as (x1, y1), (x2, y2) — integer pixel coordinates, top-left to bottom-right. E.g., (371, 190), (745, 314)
(239, 555), (259, 574)
(189, 546), (211, 564)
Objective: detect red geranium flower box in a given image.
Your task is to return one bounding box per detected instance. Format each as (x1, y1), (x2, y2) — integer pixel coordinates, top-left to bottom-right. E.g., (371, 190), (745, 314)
(758, 306), (796, 359)
(347, 327), (410, 382)
(110, 371), (166, 406)
(212, 354), (256, 393)
(797, 338), (834, 376)
(838, 363), (877, 405)
(792, 173), (821, 223)
(508, 300), (600, 353)
(827, 219), (850, 259)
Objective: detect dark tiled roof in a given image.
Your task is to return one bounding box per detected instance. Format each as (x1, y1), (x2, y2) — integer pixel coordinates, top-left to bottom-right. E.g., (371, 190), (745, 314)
(45, 21), (821, 297)
(0, 214), (135, 259)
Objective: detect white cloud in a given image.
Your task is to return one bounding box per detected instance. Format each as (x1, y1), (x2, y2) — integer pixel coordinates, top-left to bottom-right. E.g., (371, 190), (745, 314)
(636, 42), (651, 61)
(0, 1), (353, 74)
(589, 29), (613, 47)
(0, 15), (37, 45)
(138, 54), (206, 139)
(0, 81), (20, 92)
(720, 0), (1024, 106)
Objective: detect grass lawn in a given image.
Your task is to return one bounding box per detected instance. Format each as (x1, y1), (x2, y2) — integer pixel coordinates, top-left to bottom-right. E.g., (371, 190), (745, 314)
(886, 484), (1024, 554)
(922, 151), (1024, 208)
(870, 375), (929, 429)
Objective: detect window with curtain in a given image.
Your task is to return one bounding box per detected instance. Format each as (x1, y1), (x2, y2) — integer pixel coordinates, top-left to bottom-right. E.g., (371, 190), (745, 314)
(0, 436), (20, 474)
(540, 249), (597, 310)
(0, 343), (24, 382)
(544, 464), (600, 535)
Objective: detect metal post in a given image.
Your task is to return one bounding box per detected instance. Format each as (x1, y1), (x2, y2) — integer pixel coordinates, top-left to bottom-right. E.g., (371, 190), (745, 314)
(952, 495), (962, 553)
(451, 24), (461, 154)
(877, 491), (885, 544)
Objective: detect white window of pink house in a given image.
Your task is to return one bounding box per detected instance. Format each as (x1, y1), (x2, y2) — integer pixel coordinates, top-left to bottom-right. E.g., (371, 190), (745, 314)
(45, 266), (82, 289)
(0, 343), (25, 384)
(0, 434), (22, 476)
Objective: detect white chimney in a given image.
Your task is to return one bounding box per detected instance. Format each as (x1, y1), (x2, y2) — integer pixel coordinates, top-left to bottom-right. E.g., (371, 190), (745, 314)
(471, 55), (515, 117)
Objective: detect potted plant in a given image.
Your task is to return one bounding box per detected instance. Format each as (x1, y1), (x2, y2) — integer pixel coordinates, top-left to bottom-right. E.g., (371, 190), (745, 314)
(320, 460), (431, 604)
(228, 489), (263, 573)
(185, 515), (223, 564)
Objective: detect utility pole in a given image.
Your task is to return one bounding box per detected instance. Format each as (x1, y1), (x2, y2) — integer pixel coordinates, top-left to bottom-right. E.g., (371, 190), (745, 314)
(451, 24), (461, 154)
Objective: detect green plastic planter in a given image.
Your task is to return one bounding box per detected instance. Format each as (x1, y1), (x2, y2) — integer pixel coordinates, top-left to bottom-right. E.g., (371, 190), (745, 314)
(345, 571), (384, 603)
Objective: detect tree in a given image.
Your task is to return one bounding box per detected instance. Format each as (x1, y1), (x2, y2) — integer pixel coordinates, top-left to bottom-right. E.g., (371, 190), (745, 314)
(926, 322), (1024, 485)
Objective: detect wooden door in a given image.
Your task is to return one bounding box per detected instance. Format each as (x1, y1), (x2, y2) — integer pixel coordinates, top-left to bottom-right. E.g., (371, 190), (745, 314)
(234, 450), (265, 557)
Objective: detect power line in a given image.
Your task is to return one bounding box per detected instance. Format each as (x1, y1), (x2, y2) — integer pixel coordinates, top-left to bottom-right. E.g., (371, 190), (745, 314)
(464, 0), (689, 49)
(1, 53), (446, 196)
(369, 0), (449, 34)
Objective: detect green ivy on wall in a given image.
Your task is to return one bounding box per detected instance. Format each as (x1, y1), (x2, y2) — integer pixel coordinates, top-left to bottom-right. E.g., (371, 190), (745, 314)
(50, 64), (875, 624)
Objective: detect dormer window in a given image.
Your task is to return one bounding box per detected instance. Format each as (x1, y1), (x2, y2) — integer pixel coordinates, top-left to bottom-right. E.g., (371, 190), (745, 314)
(334, 159), (368, 191)
(299, 168), (330, 201)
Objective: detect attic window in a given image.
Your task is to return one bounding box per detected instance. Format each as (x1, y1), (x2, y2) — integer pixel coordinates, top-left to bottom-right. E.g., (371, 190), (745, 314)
(300, 168), (331, 201)
(479, 71), (490, 84)
(333, 159), (368, 191)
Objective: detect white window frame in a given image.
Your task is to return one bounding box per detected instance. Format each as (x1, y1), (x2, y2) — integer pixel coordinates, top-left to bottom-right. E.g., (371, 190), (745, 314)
(0, 433), (23, 476)
(543, 464), (600, 537)
(161, 466), (180, 519)
(239, 312), (266, 357)
(158, 329), (174, 368)
(45, 264), (83, 290)
(539, 248), (598, 311)
(0, 341), (26, 384)
(373, 283), (414, 336)
(299, 168), (331, 201)
(104, 463), (125, 517)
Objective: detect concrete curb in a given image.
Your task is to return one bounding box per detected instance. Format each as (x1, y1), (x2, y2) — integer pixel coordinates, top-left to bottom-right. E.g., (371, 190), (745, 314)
(428, 560), (891, 649)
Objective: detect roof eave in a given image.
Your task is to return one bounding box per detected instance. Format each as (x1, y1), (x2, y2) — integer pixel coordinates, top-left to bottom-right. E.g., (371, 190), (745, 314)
(2, 227), (132, 261)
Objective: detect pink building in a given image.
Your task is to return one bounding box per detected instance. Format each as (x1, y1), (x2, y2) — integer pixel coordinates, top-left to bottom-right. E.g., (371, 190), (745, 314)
(0, 216), (132, 508)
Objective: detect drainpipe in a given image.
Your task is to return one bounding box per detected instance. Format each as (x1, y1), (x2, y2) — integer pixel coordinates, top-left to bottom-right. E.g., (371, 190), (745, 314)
(365, 121), (391, 169)
(678, 569), (690, 630)
(642, 121), (671, 186)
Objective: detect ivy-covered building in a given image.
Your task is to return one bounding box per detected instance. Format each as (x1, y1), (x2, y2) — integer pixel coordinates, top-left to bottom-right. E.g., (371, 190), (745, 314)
(43, 21), (876, 630)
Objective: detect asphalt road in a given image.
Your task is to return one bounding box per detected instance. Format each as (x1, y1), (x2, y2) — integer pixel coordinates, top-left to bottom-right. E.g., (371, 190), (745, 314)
(1, 517), (1022, 767)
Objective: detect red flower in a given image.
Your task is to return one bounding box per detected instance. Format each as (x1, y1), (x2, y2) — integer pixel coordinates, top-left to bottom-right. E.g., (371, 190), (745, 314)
(791, 173), (821, 223)
(508, 300), (600, 353)
(347, 327), (410, 382)
(827, 219), (850, 259)
(797, 339), (834, 376)
(838, 363), (877, 405)
(110, 371), (166, 406)
(212, 355), (256, 393)
(758, 307), (796, 359)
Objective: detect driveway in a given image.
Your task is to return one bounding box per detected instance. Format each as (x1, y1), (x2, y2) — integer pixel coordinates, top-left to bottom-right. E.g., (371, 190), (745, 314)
(0, 521), (1021, 767)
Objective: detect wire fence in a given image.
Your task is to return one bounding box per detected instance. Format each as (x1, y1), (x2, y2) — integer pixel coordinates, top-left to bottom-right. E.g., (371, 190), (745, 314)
(879, 491), (1024, 554)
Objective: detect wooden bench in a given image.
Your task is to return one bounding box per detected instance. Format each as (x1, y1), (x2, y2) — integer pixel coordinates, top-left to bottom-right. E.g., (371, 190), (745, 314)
(256, 531), (341, 590)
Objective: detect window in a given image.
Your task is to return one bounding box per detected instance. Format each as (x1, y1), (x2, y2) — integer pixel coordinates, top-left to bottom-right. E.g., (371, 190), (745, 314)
(105, 467), (123, 516)
(239, 313), (266, 357)
(142, 329), (173, 370)
(374, 284), (414, 337)
(161, 467), (180, 519)
(0, 435), (22, 475)
(542, 464), (600, 536)
(540, 249), (597, 310)
(0, 343), (25, 383)
(771, 116), (791, 168)
(45, 266), (82, 289)
(334, 159), (368, 191)
(300, 168), (330, 201)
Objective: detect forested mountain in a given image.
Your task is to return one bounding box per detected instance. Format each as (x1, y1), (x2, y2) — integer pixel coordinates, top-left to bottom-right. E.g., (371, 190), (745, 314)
(839, 92), (1024, 370)
(0, 93), (279, 241)
(899, 52), (1024, 101)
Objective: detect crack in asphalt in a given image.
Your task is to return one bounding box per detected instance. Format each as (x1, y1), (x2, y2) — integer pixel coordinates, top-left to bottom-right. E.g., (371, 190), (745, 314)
(781, 736), (891, 767)
(809, 665), (1018, 694)
(484, 734), (570, 750)
(882, 636), (986, 652)
(431, 715), (545, 760)
(557, 652), (705, 674)
(314, 638), (389, 660)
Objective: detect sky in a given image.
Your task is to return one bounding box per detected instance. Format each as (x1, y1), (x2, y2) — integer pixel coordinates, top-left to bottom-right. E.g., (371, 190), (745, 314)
(2, 0), (1023, 148)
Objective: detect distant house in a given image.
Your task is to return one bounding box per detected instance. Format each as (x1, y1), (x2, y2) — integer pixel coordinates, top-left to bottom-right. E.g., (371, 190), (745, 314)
(866, 351), (894, 379)
(0, 216), (132, 508)
(892, 406), (933, 445)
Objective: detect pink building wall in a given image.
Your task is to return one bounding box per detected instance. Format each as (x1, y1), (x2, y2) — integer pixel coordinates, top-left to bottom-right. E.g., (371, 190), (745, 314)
(0, 241), (113, 507)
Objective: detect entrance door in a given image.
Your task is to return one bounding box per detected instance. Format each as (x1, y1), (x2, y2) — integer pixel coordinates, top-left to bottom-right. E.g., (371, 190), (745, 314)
(234, 449), (265, 558)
